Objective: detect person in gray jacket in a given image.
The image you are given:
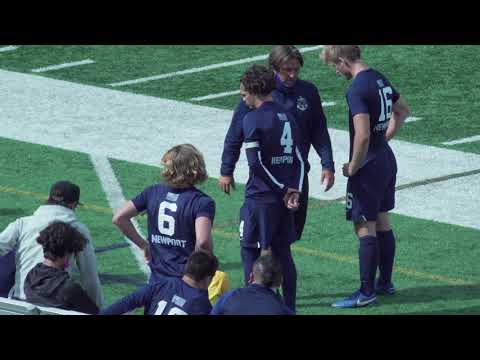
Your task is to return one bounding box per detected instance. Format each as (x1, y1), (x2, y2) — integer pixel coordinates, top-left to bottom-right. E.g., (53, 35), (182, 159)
(0, 181), (104, 308)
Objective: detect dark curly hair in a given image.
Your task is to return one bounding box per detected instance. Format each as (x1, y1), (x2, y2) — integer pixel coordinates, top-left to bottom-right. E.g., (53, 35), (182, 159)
(36, 221), (87, 261)
(240, 64), (276, 97)
(184, 251), (219, 282)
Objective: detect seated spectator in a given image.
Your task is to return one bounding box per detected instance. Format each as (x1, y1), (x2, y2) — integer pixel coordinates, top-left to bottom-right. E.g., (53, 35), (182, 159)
(101, 251), (218, 315)
(211, 255), (294, 315)
(0, 250), (15, 297)
(0, 180), (104, 308)
(24, 221), (99, 314)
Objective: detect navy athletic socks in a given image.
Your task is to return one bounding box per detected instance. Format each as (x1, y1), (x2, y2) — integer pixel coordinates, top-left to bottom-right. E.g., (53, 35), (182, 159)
(358, 235), (378, 296)
(377, 230), (396, 285)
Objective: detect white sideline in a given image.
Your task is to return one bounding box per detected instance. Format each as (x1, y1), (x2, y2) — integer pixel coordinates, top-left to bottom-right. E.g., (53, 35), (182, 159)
(0, 46), (19, 52)
(442, 135), (480, 146)
(31, 59), (95, 73)
(89, 154), (151, 278)
(108, 45), (325, 87)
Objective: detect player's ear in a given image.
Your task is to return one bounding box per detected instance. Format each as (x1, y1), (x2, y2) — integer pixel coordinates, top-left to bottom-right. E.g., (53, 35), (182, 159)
(248, 272), (254, 284)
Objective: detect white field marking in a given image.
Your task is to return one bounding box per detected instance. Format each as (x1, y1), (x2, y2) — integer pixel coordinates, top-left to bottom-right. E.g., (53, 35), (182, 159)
(31, 59), (95, 73)
(0, 46), (19, 52)
(109, 45), (325, 87)
(405, 117), (422, 123)
(1, 69), (480, 230)
(394, 173), (480, 230)
(191, 88), (337, 109)
(442, 135), (480, 146)
(322, 101), (336, 107)
(191, 90), (240, 101)
(89, 154), (151, 278)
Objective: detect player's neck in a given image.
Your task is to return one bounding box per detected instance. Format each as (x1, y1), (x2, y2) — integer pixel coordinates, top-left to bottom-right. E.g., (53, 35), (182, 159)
(350, 61), (370, 79)
(254, 94), (273, 109)
(182, 274), (208, 290)
(43, 258), (66, 270)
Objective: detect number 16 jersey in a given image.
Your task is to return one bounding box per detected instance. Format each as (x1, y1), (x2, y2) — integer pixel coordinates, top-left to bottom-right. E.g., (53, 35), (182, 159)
(132, 184), (215, 279)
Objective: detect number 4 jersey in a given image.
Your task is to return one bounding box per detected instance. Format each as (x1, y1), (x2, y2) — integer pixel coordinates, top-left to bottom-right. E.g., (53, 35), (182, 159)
(243, 101), (305, 204)
(346, 68), (400, 165)
(132, 184), (215, 278)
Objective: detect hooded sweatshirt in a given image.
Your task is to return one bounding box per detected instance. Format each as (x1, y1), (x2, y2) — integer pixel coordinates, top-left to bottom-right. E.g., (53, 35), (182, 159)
(24, 263), (99, 315)
(0, 205), (104, 307)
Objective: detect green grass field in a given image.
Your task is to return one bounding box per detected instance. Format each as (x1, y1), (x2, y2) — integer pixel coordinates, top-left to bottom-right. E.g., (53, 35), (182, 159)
(0, 45), (479, 314)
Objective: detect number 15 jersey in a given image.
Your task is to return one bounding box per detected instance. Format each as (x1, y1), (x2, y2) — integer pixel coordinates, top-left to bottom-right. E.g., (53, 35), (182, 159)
(132, 184), (215, 278)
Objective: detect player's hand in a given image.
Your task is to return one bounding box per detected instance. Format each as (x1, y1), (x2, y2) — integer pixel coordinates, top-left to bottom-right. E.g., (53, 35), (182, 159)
(218, 175), (235, 195)
(321, 169), (335, 192)
(283, 188), (300, 211)
(139, 241), (151, 264)
(342, 163), (359, 177)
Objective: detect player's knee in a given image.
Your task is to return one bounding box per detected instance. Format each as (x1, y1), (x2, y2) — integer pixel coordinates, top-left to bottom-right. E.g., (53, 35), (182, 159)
(376, 212), (391, 232)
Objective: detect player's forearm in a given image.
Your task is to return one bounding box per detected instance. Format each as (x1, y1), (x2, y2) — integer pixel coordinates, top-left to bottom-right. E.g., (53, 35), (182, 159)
(350, 134), (370, 173)
(386, 97), (410, 141)
(113, 217), (147, 249)
(386, 112), (407, 141)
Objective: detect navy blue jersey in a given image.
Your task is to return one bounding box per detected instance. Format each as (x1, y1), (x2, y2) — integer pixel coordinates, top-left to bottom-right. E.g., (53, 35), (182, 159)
(220, 78), (334, 176)
(210, 284), (294, 315)
(132, 184), (215, 278)
(242, 101), (305, 204)
(346, 69), (400, 164)
(100, 276), (211, 315)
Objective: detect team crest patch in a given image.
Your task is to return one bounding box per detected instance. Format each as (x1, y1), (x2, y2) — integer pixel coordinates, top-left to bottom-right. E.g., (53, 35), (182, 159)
(296, 96), (308, 111)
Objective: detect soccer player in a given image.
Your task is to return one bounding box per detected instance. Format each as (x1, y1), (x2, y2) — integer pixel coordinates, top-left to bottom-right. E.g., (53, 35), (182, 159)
(24, 221), (99, 315)
(236, 64), (304, 312)
(210, 255), (294, 315)
(100, 251), (218, 315)
(320, 46), (410, 308)
(219, 45), (335, 242)
(112, 144), (216, 284)
(0, 180), (104, 308)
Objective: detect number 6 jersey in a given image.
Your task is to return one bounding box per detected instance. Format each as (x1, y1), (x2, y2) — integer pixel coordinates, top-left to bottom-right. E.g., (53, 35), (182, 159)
(132, 185), (215, 278)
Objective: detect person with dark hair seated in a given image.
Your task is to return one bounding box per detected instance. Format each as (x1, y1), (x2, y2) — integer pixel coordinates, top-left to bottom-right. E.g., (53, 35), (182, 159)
(210, 255), (294, 315)
(100, 251), (218, 315)
(24, 221), (99, 315)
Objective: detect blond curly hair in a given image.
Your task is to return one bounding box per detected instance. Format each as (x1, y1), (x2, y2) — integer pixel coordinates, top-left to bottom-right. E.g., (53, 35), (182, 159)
(161, 144), (208, 188)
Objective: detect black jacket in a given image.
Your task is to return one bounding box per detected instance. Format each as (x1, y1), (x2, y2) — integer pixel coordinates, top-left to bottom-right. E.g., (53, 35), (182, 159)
(24, 263), (99, 315)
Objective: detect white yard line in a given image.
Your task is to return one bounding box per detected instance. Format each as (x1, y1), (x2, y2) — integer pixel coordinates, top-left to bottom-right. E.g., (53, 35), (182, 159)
(0, 46), (19, 52)
(191, 88), (337, 109)
(442, 135), (480, 146)
(109, 45), (325, 87)
(31, 59), (95, 73)
(89, 154), (151, 278)
(322, 101), (336, 107)
(191, 90), (240, 101)
(405, 117), (422, 123)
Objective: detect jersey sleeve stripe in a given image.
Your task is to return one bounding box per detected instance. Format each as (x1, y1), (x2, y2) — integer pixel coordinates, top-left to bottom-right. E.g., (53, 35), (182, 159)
(295, 146), (305, 192)
(245, 141), (260, 149)
(257, 151), (285, 190)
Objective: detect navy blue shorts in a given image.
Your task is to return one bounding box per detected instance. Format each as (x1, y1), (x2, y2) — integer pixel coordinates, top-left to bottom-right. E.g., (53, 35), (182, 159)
(239, 200), (296, 249)
(346, 151), (397, 223)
